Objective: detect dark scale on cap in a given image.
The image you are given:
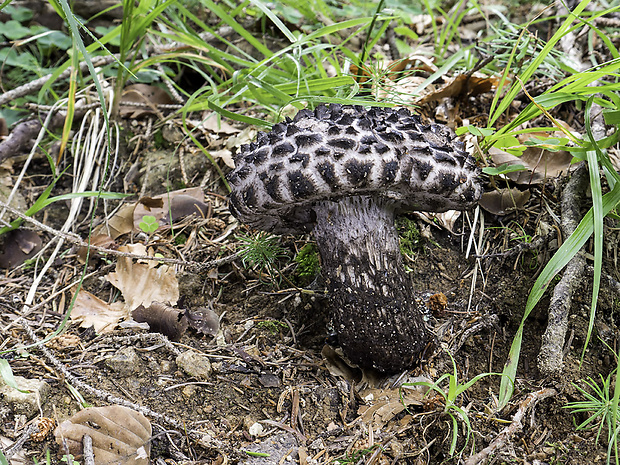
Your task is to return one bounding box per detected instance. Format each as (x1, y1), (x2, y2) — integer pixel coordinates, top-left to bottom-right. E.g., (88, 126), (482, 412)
(270, 162), (284, 171)
(328, 138), (357, 150)
(315, 105), (330, 120)
(293, 109), (313, 122)
(360, 135), (377, 145)
(295, 133), (323, 148)
(272, 142), (295, 156)
(412, 158), (433, 181)
(345, 126), (359, 135)
(359, 145), (372, 155)
(327, 126), (341, 136)
(256, 131), (269, 146)
(437, 171), (460, 192)
(263, 176), (283, 201)
(242, 184), (257, 208)
(358, 117), (372, 131)
(406, 131), (424, 141)
(386, 112), (399, 124)
(290, 152), (310, 168)
(317, 161), (338, 188)
(268, 132), (283, 144)
(383, 161), (399, 183)
(244, 147), (269, 164)
(288, 171), (316, 199)
(329, 104), (343, 120)
(272, 122), (287, 133)
(378, 131), (404, 143)
(345, 159), (373, 187)
(375, 143), (389, 154)
(235, 165), (253, 181)
(337, 113), (354, 126)
(286, 124), (300, 136)
(433, 151), (457, 165)
(316, 146), (331, 157)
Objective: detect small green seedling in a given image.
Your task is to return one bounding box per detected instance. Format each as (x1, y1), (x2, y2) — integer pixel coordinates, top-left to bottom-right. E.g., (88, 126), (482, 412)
(243, 450), (270, 457)
(402, 350), (502, 456)
(138, 215), (159, 235)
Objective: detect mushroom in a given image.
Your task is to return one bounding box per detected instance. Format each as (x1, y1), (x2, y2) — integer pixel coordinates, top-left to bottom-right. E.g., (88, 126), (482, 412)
(227, 104), (482, 372)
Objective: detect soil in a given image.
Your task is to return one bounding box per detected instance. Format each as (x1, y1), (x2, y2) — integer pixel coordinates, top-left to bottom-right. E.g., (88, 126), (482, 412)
(1, 127), (619, 465)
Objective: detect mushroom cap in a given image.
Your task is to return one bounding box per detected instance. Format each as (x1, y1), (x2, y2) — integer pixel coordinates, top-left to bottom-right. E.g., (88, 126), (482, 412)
(227, 104), (482, 233)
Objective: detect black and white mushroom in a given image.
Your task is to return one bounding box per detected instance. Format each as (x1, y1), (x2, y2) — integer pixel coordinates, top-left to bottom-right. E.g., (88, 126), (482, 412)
(227, 104), (482, 372)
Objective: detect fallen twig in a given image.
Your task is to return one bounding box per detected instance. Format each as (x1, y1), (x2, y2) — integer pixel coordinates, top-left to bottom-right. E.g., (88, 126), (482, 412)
(464, 388), (556, 465)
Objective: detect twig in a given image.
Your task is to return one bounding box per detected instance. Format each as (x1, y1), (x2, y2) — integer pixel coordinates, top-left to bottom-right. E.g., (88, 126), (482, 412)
(537, 164), (588, 375)
(464, 388), (556, 465)
(0, 200), (239, 271)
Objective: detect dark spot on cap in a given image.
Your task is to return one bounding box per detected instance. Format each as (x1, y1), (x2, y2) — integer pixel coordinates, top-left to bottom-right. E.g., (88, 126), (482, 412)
(290, 152), (310, 168)
(273, 142), (295, 156)
(286, 124), (300, 136)
(327, 126), (340, 136)
(358, 117), (372, 130)
(315, 146), (331, 156)
(244, 147), (269, 164)
(412, 158), (433, 181)
(263, 176), (283, 201)
(433, 151), (457, 165)
(386, 113), (399, 123)
(360, 135), (377, 145)
(360, 145), (372, 155)
(375, 143), (389, 154)
(406, 131), (423, 141)
(270, 162), (284, 171)
(256, 132), (269, 145)
(268, 132), (282, 144)
(461, 186), (477, 203)
(293, 109), (313, 122)
(345, 126), (358, 135)
(288, 171), (316, 199)
(438, 172), (459, 192)
(296, 133), (323, 147)
(337, 113), (354, 126)
(329, 104), (343, 119)
(235, 166), (253, 180)
(383, 161), (399, 183)
(345, 159), (373, 187)
(243, 185), (257, 208)
(315, 105), (330, 119)
(328, 138), (356, 150)
(317, 162), (338, 188)
(378, 131), (404, 143)
(272, 123), (286, 134)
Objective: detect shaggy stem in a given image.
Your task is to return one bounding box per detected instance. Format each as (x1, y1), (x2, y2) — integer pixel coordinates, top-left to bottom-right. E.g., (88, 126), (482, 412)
(312, 196), (429, 372)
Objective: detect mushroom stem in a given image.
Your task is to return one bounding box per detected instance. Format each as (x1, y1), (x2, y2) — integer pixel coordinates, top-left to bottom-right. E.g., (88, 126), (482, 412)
(312, 196), (429, 372)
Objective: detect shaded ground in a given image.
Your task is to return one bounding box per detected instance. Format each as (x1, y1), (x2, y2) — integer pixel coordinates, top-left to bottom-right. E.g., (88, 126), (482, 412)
(1, 133), (619, 464)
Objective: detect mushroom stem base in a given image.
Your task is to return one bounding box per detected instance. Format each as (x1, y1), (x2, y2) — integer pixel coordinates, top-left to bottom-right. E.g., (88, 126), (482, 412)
(312, 196), (429, 372)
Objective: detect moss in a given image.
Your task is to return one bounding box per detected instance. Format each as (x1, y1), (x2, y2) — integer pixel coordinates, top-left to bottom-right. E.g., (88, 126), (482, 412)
(396, 216), (423, 256)
(294, 243), (320, 285)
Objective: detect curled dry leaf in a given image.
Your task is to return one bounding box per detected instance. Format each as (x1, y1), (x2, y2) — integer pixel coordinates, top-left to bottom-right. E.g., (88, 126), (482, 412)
(55, 405), (151, 465)
(358, 385), (426, 427)
(0, 228), (42, 269)
(106, 244), (180, 312)
(132, 302), (188, 341)
(133, 186), (210, 230)
(489, 144), (574, 185)
(71, 288), (128, 333)
(416, 72), (499, 105)
(76, 233), (117, 264)
(479, 188), (531, 216)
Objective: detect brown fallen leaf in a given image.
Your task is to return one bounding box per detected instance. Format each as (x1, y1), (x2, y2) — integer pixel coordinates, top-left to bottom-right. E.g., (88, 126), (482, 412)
(0, 229), (42, 269)
(119, 84), (174, 118)
(479, 188), (531, 216)
(416, 72), (499, 105)
(133, 187), (210, 230)
(55, 405), (151, 465)
(106, 244), (180, 311)
(71, 287), (128, 333)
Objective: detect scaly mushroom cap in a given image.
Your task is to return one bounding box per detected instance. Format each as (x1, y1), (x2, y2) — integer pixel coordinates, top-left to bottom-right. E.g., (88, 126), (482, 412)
(227, 104), (481, 233)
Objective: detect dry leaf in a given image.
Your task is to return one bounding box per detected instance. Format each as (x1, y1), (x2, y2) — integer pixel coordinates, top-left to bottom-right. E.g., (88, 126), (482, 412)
(106, 245), (179, 311)
(119, 84), (174, 118)
(55, 405), (151, 465)
(0, 229), (42, 268)
(479, 188), (531, 215)
(357, 385), (426, 427)
(71, 288), (128, 333)
(133, 187), (209, 229)
(416, 72), (498, 105)
(489, 144), (574, 185)
(92, 203), (136, 239)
